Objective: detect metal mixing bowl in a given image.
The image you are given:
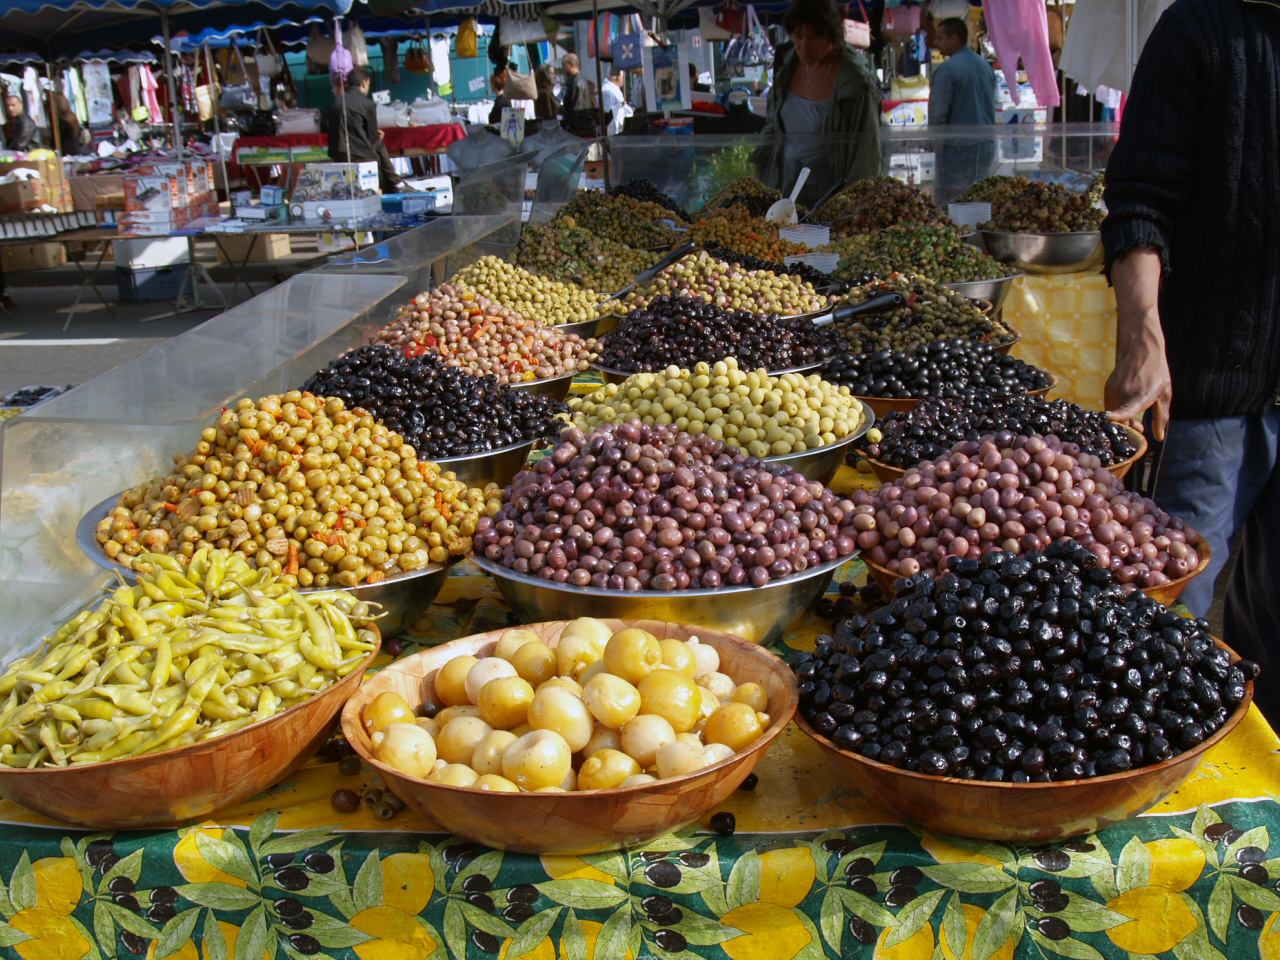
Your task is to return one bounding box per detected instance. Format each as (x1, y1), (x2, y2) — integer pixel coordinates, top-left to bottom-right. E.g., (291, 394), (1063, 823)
(942, 271), (1024, 312)
(506, 371), (577, 401)
(980, 231), (1103, 275)
(590, 359), (826, 386)
(470, 552), (853, 646)
(556, 316), (604, 339)
(77, 495), (449, 637)
(763, 401), (875, 485)
(432, 437), (536, 488)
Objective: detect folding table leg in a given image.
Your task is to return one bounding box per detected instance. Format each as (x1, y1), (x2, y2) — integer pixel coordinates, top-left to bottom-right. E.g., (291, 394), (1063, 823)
(63, 241), (116, 332)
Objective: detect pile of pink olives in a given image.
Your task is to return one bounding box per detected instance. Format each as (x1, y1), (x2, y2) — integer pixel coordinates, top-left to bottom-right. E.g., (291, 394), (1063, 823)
(474, 421), (863, 591)
(851, 433), (1200, 588)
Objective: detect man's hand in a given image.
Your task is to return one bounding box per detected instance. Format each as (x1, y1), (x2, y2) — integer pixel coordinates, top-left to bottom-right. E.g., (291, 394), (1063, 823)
(1105, 247), (1171, 440)
(378, 129), (385, 141)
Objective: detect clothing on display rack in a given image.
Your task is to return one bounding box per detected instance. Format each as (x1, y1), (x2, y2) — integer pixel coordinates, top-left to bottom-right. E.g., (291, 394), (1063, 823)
(431, 35), (452, 86)
(983, 0), (1060, 106)
(22, 67), (45, 127)
(83, 62), (112, 126)
(1059, 0), (1176, 94)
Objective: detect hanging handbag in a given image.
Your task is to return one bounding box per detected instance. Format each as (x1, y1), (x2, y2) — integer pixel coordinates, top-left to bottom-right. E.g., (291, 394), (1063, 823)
(219, 44), (258, 113)
(843, 0), (872, 49)
(741, 6), (773, 67)
(587, 13), (616, 61)
(715, 0), (747, 36)
(306, 24), (335, 75)
(505, 68), (536, 101)
(700, 7), (733, 41)
(613, 29), (644, 71)
(457, 20), (479, 59)
(882, 4), (922, 36)
(254, 28), (281, 78)
(194, 49), (218, 121)
(499, 16), (548, 44)
(404, 34), (433, 75)
(330, 21), (355, 82)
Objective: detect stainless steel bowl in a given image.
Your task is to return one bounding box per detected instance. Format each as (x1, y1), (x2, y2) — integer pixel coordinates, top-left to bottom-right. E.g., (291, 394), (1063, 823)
(471, 552), (852, 646)
(432, 437), (536, 488)
(506, 371), (577, 401)
(763, 401), (875, 485)
(590, 359), (826, 386)
(940, 271), (1024, 312)
(980, 231), (1103, 275)
(77, 495), (448, 637)
(556, 316), (604, 339)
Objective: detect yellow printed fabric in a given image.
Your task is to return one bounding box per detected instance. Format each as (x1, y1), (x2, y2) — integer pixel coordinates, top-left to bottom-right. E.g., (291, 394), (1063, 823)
(1004, 270), (1118, 409)
(0, 563), (1277, 959)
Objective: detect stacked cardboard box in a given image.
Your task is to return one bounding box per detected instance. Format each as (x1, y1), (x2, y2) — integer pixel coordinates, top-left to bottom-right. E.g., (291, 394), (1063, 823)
(118, 160), (219, 237)
(0, 157), (72, 215)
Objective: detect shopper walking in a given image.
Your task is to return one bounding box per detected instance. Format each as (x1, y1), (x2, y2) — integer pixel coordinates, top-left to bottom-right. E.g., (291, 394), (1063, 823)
(1103, 0), (1280, 723)
(758, 0), (882, 207)
(534, 65), (559, 122)
(928, 17), (996, 202)
(324, 67), (402, 193)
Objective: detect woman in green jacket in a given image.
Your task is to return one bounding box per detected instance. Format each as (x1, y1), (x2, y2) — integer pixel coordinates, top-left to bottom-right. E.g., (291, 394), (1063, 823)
(758, 0), (882, 206)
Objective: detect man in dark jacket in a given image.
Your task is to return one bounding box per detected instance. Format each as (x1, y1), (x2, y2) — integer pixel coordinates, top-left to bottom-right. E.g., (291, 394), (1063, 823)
(4, 94), (43, 152)
(1102, 0), (1280, 721)
(324, 68), (401, 193)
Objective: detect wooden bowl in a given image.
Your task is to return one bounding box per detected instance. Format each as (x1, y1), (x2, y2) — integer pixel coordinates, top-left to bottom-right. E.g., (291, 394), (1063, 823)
(340, 619), (797, 854)
(0, 632), (381, 828)
(863, 531), (1211, 607)
(794, 637), (1250, 842)
(993, 327), (1020, 357)
(857, 425), (1147, 486)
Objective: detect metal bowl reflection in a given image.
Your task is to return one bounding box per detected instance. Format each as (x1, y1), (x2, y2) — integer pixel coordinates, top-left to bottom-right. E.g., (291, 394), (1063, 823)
(763, 401), (875, 485)
(470, 552), (853, 646)
(76, 494), (449, 638)
(941, 271), (1024, 312)
(432, 437), (536, 488)
(556, 316), (604, 339)
(506, 371), (577, 401)
(980, 231), (1103, 275)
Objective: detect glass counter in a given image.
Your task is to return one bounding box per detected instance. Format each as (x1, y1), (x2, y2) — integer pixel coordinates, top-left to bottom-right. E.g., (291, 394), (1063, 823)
(0, 213), (521, 661)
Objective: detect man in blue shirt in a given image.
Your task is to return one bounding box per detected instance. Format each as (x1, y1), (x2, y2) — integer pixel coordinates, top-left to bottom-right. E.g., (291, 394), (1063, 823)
(929, 18), (997, 202)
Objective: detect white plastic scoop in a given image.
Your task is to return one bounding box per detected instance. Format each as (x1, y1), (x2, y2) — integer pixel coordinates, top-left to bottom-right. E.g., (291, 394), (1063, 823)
(766, 166), (810, 226)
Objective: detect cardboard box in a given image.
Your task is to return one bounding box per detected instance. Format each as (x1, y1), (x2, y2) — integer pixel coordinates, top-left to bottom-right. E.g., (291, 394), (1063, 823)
(290, 145), (331, 163)
(1, 242), (66, 272)
(300, 195), (381, 221)
(113, 237), (191, 269)
(214, 233), (292, 263)
(0, 157), (65, 186)
(118, 216), (184, 238)
(124, 176), (182, 213)
(116, 265), (189, 303)
(294, 161), (379, 202)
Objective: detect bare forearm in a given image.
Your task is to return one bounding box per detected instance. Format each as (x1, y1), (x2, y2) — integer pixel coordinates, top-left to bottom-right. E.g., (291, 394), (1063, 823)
(1112, 247), (1164, 357)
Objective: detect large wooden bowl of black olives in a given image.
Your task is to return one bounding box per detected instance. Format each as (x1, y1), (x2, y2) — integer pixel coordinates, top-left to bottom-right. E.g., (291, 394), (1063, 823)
(791, 543), (1256, 841)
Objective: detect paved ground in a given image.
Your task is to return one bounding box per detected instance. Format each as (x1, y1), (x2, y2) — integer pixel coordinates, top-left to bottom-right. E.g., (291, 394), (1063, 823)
(0, 237), (328, 396)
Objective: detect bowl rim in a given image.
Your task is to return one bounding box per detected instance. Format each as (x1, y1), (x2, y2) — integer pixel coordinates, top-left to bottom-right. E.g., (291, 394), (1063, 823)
(939, 269), (1027, 289)
(857, 423), (1147, 481)
(0, 628), (381, 778)
(793, 634), (1250, 792)
(506, 369), (580, 391)
(862, 521), (1212, 598)
(77, 493), (448, 588)
(430, 435), (538, 469)
(341, 618), (797, 797)
(469, 550), (854, 600)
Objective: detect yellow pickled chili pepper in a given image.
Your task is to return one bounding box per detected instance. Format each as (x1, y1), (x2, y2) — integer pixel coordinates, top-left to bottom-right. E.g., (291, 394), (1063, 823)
(0, 549), (376, 768)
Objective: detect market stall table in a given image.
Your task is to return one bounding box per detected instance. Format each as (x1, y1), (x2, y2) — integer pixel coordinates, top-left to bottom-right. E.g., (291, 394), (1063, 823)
(0, 518), (1276, 960)
(230, 125), (467, 186)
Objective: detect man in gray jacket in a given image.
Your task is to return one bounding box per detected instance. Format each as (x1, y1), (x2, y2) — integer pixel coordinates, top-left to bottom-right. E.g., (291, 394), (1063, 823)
(929, 18), (996, 201)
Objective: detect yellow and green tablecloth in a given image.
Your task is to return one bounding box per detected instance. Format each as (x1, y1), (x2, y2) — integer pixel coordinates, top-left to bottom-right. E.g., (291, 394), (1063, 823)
(2, 521), (1280, 960)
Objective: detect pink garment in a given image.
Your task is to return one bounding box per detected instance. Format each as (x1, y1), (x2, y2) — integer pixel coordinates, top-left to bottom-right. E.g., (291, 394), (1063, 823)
(984, 0), (1060, 107)
(139, 66), (163, 122)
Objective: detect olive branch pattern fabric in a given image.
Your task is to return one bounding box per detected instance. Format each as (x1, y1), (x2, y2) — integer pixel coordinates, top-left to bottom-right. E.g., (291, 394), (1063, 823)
(0, 465), (1277, 960)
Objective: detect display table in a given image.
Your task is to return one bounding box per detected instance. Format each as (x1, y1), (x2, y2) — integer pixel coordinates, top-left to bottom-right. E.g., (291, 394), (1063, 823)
(230, 126), (467, 185)
(1, 516), (1277, 960)
(1005, 270), (1118, 411)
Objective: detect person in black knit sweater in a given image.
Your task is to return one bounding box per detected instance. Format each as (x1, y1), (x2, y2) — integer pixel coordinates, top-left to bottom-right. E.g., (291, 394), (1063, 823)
(1103, 0), (1280, 723)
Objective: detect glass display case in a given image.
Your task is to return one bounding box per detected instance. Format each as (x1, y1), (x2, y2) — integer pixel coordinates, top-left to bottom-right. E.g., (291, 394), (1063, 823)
(0, 214), (520, 661)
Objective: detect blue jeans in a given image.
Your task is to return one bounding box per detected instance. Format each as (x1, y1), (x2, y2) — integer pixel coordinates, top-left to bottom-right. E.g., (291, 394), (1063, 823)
(1149, 412), (1280, 724)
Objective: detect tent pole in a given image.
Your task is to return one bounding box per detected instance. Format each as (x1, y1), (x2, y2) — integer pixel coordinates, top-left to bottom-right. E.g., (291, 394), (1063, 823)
(205, 43), (230, 206)
(45, 59), (62, 157)
(593, 0), (611, 193)
(159, 6), (183, 160)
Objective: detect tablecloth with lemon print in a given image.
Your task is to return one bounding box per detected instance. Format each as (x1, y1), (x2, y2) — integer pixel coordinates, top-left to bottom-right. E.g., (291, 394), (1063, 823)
(2, 538), (1279, 960)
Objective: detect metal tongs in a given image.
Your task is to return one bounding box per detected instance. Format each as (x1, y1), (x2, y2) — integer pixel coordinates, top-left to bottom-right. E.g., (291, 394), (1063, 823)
(796, 291), (906, 326)
(607, 241), (699, 302)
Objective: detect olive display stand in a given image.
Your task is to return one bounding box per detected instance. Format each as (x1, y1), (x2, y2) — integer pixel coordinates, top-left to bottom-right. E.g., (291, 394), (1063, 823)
(0, 214), (518, 663)
(0, 562), (1278, 960)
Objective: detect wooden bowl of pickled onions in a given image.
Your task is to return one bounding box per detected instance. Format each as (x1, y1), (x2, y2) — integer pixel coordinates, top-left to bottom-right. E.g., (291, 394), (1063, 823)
(340, 618), (797, 854)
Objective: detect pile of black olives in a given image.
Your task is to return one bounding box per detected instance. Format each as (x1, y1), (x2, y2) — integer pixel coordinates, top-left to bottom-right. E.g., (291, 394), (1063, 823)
(794, 542), (1258, 782)
(609, 178), (690, 222)
(474, 420), (861, 591)
(860, 389), (1140, 468)
(594, 295), (843, 373)
(300, 345), (567, 459)
(823, 339), (1052, 400)
(701, 244), (839, 289)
